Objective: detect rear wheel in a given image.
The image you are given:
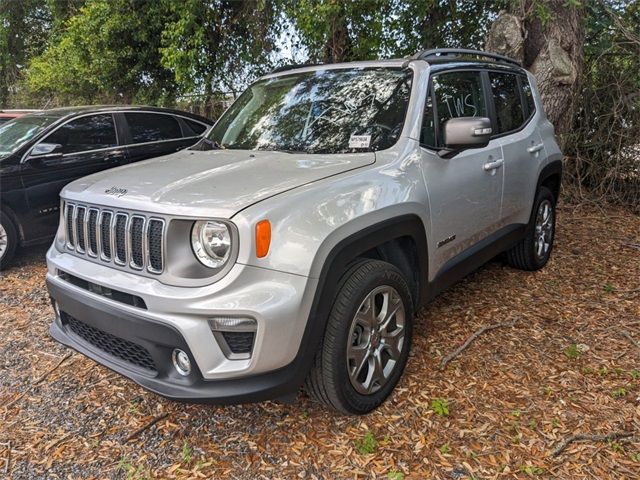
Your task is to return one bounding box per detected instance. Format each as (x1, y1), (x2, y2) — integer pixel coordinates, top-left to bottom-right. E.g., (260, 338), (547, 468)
(305, 260), (413, 414)
(506, 186), (556, 271)
(0, 211), (18, 270)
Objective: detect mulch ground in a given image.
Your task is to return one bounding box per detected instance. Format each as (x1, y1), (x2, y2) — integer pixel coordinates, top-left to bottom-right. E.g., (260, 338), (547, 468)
(0, 201), (639, 479)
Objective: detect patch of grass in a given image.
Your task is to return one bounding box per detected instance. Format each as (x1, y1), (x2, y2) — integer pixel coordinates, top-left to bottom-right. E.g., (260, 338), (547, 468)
(117, 457), (146, 480)
(603, 283), (617, 293)
(609, 440), (624, 453)
(181, 441), (193, 464)
(613, 367), (624, 376)
(355, 430), (378, 455)
(564, 343), (580, 360)
(598, 367), (609, 376)
(387, 470), (405, 480)
(630, 452), (640, 462)
(528, 419), (538, 430)
(551, 418), (561, 428)
(611, 387), (627, 398)
(431, 398), (449, 416)
(439, 443), (450, 454)
(629, 369), (640, 380)
(520, 465), (544, 476)
(511, 409), (521, 418)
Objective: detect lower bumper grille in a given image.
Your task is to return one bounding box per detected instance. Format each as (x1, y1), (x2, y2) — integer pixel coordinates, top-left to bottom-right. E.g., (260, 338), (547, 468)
(62, 313), (156, 372)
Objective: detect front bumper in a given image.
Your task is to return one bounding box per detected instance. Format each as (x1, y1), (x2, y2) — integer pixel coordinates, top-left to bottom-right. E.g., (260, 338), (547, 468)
(49, 279), (305, 402)
(46, 247), (318, 403)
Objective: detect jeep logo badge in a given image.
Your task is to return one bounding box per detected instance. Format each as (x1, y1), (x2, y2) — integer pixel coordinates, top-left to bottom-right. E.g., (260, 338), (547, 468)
(104, 186), (128, 197)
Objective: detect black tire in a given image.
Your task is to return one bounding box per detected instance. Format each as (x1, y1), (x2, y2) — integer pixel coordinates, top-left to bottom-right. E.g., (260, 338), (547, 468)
(506, 186), (556, 271)
(0, 210), (18, 270)
(304, 259), (414, 414)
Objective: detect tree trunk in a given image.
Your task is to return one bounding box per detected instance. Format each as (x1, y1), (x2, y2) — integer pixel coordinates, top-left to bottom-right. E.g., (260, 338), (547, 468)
(324, 11), (351, 63)
(486, 1), (585, 148)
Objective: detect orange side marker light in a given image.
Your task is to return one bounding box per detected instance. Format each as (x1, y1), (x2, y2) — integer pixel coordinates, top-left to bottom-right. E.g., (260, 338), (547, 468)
(255, 220), (271, 258)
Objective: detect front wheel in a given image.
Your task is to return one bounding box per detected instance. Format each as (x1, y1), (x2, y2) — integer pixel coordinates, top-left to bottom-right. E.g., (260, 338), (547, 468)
(304, 259), (413, 414)
(506, 186), (556, 271)
(0, 211), (18, 270)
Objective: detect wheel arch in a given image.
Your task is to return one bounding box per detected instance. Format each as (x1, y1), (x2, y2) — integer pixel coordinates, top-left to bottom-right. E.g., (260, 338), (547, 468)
(537, 160), (563, 202)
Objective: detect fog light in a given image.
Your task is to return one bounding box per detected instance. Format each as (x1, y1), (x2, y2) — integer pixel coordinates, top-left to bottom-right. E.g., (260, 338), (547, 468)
(171, 349), (191, 376)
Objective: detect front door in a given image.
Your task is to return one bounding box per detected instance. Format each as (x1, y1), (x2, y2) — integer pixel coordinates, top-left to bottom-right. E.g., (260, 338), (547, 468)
(19, 113), (125, 241)
(419, 70), (504, 276)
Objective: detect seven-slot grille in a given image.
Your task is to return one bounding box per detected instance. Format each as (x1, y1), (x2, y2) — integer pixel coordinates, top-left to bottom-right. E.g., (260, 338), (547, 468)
(64, 202), (165, 274)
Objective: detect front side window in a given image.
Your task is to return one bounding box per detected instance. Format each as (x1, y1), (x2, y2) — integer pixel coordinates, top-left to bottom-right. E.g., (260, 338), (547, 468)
(45, 114), (117, 154)
(206, 68), (413, 154)
(125, 113), (182, 144)
(421, 71), (487, 148)
(0, 115), (58, 158)
(489, 72), (525, 134)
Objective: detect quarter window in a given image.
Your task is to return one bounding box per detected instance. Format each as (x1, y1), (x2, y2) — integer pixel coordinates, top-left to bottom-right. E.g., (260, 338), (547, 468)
(421, 71), (487, 148)
(489, 72), (525, 134)
(184, 119), (208, 135)
(45, 114), (117, 154)
(124, 113), (182, 144)
(521, 79), (536, 118)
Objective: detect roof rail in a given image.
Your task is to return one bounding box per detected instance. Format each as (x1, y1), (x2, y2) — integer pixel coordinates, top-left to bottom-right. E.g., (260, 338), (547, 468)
(412, 48), (521, 67)
(269, 63), (323, 74)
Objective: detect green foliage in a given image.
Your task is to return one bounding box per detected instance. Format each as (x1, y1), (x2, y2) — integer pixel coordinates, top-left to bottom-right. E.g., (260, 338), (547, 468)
(355, 430), (378, 455)
(431, 398), (449, 416)
(564, 343), (580, 360)
(439, 443), (451, 454)
(603, 283), (617, 293)
(181, 441), (193, 464)
(611, 387), (627, 398)
(520, 465), (544, 476)
(629, 369), (640, 380)
(387, 469), (405, 480)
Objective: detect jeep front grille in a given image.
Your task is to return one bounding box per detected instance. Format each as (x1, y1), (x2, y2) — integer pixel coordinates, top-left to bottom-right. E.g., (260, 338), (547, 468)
(64, 203), (165, 274)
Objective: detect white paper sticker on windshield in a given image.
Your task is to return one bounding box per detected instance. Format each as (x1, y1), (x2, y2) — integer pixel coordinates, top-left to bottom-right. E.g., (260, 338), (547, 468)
(349, 134), (371, 149)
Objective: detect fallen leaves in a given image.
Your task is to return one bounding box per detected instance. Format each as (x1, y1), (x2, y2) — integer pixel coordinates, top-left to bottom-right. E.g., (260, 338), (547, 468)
(0, 201), (639, 479)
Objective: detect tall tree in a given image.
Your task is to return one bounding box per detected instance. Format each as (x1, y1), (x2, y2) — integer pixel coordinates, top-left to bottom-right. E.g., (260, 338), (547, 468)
(486, 0), (586, 144)
(25, 0), (178, 105)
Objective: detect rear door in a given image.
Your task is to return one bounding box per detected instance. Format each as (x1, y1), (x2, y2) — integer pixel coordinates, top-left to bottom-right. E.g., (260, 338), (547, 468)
(419, 69), (504, 275)
(121, 112), (196, 163)
(19, 113), (124, 240)
(488, 71), (543, 225)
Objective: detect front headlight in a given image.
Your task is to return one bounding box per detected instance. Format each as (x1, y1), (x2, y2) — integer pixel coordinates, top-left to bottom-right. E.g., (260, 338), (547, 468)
(191, 220), (232, 268)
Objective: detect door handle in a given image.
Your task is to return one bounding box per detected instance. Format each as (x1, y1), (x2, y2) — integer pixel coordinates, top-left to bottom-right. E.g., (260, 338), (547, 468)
(527, 143), (544, 153)
(483, 159), (504, 171)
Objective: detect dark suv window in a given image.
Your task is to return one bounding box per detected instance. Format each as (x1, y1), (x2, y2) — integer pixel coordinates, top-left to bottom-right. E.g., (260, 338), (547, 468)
(125, 113), (182, 144)
(46, 114), (117, 154)
(489, 72), (525, 134)
(421, 71), (487, 148)
(184, 119), (208, 135)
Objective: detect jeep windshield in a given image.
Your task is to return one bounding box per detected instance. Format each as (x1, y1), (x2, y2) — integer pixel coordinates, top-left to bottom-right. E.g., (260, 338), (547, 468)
(204, 67), (413, 154)
(0, 115), (58, 159)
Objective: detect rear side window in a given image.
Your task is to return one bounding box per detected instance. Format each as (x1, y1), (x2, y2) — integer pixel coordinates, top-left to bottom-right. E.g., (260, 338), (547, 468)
(522, 79), (536, 118)
(46, 114), (117, 154)
(184, 119), (208, 135)
(125, 113), (182, 144)
(421, 70), (487, 148)
(489, 72), (525, 134)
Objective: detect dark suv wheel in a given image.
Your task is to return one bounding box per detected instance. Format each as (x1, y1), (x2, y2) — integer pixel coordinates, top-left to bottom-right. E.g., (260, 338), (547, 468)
(305, 259), (413, 414)
(506, 186), (556, 271)
(0, 211), (18, 270)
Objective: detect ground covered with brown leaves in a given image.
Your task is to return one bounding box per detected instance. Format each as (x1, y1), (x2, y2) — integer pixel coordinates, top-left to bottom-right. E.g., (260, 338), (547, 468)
(1, 202), (639, 479)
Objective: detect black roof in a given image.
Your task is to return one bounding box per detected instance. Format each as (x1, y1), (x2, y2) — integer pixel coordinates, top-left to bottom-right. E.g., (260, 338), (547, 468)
(26, 105), (212, 124)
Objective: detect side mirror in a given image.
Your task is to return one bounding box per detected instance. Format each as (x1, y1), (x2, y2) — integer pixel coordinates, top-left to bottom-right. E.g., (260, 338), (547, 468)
(29, 142), (63, 158)
(439, 117), (492, 158)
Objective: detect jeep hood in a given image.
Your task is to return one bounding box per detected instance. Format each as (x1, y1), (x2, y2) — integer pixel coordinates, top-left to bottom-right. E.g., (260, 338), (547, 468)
(61, 149), (375, 218)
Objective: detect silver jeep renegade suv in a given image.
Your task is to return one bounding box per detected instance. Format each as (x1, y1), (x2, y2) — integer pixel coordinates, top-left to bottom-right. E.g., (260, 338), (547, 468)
(46, 49), (562, 414)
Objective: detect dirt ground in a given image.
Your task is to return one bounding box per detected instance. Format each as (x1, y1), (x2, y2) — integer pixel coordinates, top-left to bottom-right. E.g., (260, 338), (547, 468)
(0, 201), (639, 479)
